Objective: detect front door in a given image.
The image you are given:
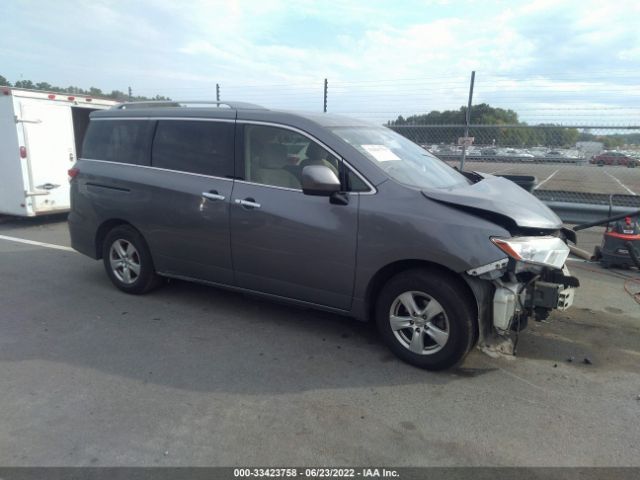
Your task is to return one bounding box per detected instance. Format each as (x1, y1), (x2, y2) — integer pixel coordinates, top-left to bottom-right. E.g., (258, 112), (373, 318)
(230, 124), (359, 310)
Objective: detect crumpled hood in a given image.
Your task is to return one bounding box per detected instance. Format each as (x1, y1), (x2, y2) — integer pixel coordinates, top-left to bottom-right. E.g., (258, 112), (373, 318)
(422, 174), (562, 230)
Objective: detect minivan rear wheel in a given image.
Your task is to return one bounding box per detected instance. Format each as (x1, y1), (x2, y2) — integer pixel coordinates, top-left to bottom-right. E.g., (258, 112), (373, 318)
(102, 225), (161, 294)
(375, 269), (475, 370)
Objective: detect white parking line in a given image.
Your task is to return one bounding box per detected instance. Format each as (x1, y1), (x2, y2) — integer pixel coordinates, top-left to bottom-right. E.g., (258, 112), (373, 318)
(604, 171), (637, 196)
(534, 169), (559, 190)
(0, 234), (75, 252)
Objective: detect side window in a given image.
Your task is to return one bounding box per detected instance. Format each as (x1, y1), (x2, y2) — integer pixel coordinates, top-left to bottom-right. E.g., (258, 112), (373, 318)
(152, 120), (234, 177)
(82, 120), (152, 165)
(346, 169), (371, 192)
(244, 125), (340, 190)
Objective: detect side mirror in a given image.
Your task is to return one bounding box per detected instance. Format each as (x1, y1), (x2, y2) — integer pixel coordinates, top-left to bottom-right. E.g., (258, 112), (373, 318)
(301, 165), (341, 196)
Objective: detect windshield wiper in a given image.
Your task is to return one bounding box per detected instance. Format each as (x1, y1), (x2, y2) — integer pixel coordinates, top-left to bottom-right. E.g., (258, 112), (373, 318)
(454, 167), (483, 184)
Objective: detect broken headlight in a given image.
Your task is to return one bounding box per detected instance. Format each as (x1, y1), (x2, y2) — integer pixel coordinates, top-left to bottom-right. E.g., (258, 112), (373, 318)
(491, 236), (569, 270)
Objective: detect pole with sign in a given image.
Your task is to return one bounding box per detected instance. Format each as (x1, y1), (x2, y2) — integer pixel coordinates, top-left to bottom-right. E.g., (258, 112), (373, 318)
(460, 71), (475, 171)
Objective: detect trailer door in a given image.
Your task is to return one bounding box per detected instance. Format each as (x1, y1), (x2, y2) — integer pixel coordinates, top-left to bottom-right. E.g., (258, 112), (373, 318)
(20, 101), (74, 213)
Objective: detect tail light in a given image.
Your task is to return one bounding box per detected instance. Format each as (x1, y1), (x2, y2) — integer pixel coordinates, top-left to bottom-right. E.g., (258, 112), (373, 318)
(68, 167), (80, 180)
(48, 94), (56, 100)
(19, 146), (27, 158)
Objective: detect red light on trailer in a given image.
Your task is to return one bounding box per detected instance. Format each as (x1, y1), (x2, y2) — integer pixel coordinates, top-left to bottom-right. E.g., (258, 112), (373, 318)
(48, 94), (56, 99)
(68, 96), (75, 101)
(85, 97), (92, 102)
(68, 167), (79, 180)
(2, 88), (9, 95)
(19, 146), (27, 158)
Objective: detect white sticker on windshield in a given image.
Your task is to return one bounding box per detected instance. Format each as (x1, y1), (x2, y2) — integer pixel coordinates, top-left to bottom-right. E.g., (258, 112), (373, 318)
(361, 144), (401, 162)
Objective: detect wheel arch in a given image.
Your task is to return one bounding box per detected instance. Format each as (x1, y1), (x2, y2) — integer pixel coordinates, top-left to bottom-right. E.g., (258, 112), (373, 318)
(94, 219), (140, 259)
(363, 259), (480, 340)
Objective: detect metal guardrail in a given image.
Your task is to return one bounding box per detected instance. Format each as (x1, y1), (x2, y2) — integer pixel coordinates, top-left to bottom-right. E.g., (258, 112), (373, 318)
(533, 191), (640, 224)
(534, 190), (640, 208)
(542, 201), (637, 224)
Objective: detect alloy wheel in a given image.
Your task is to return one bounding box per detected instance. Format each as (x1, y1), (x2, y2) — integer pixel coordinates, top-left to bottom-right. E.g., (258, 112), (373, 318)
(109, 239), (141, 285)
(389, 291), (450, 355)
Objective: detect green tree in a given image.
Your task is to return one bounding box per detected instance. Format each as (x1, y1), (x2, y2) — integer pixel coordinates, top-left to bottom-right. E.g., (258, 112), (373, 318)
(107, 90), (127, 101)
(388, 104), (581, 147)
(14, 79), (35, 89)
(0, 75), (11, 87)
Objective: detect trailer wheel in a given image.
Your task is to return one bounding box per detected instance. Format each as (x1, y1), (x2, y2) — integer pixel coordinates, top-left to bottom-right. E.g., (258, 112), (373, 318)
(102, 225), (161, 294)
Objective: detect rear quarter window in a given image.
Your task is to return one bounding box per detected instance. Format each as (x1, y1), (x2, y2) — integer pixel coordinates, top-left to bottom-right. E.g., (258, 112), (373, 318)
(82, 120), (152, 165)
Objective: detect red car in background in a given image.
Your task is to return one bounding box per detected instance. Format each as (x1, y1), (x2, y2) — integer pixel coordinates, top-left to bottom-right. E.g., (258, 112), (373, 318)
(591, 151), (638, 167)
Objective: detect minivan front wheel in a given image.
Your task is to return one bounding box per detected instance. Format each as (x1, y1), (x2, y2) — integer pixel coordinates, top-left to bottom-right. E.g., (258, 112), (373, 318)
(376, 270), (475, 370)
(102, 225), (161, 294)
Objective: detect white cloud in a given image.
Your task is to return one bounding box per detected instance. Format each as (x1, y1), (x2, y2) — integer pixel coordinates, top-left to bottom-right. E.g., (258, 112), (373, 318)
(2, 0), (639, 123)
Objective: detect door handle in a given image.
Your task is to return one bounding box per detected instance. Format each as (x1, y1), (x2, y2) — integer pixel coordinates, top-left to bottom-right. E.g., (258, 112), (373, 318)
(202, 191), (225, 201)
(235, 198), (261, 209)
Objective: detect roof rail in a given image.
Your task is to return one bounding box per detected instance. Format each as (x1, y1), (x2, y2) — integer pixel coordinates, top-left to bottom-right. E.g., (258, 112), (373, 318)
(111, 100), (266, 110)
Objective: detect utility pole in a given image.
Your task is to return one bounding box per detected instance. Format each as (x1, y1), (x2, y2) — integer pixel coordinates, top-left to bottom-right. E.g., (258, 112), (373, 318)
(323, 78), (328, 113)
(216, 83), (220, 102)
(459, 70), (475, 171)
(128, 86), (132, 101)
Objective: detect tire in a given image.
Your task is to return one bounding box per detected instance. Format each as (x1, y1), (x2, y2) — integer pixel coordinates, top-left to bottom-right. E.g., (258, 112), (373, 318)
(597, 161), (604, 167)
(593, 245), (602, 261)
(102, 225), (161, 294)
(375, 269), (476, 370)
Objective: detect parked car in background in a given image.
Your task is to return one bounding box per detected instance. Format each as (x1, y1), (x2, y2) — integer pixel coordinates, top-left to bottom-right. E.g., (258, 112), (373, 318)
(591, 151), (638, 167)
(505, 149), (535, 162)
(480, 148), (498, 156)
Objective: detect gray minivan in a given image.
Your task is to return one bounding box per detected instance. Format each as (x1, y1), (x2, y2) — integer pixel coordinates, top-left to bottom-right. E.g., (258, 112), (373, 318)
(68, 101), (579, 370)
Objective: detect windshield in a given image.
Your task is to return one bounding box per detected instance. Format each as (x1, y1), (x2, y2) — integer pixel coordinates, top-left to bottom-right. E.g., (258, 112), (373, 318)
(331, 126), (469, 189)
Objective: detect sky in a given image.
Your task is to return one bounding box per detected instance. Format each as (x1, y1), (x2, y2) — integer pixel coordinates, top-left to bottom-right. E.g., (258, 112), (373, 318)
(1, 0), (639, 125)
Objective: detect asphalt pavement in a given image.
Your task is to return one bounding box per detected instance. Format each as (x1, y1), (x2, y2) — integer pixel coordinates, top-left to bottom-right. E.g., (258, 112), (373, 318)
(0, 215), (639, 466)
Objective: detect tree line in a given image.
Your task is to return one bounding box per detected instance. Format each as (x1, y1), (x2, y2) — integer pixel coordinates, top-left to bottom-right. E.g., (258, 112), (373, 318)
(387, 103), (635, 149)
(0, 74), (169, 102)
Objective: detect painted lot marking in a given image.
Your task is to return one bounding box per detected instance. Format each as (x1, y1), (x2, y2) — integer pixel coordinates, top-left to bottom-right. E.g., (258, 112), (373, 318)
(534, 169), (559, 190)
(0, 234), (75, 252)
(604, 171), (637, 196)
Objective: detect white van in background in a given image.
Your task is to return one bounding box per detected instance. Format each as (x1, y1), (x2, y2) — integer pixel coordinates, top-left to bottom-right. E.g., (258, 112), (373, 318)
(0, 88), (117, 216)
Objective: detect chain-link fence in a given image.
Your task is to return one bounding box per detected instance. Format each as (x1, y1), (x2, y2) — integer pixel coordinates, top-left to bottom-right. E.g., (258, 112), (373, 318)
(388, 124), (640, 223)
(389, 124), (640, 197)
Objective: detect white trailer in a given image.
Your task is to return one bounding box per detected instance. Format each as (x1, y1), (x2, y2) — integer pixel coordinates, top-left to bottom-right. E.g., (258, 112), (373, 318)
(0, 87), (117, 216)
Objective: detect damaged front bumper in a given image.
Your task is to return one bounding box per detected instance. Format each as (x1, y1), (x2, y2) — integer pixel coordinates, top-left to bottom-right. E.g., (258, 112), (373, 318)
(490, 265), (577, 333)
(466, 258), (580, 349)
